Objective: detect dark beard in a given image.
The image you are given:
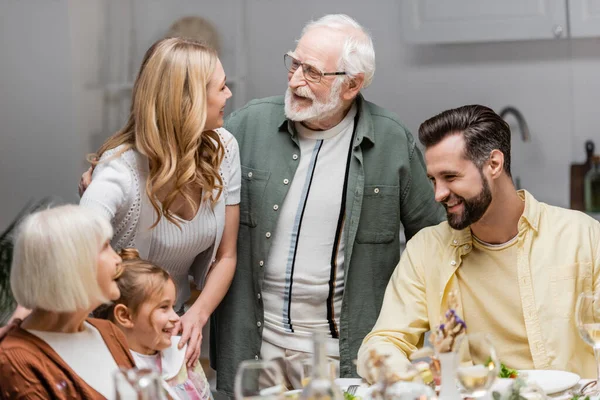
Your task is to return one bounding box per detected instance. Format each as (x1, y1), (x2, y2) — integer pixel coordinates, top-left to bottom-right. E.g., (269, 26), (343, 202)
(444, 173), (492, 230)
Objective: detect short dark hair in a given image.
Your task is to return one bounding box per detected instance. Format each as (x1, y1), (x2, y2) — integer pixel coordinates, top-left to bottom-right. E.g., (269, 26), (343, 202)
(418, 105), (512, 177)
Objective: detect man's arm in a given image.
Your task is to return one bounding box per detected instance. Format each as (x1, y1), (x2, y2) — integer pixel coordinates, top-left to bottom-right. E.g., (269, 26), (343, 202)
(356, 235), (430, 383)
(399, 138), (445, 241)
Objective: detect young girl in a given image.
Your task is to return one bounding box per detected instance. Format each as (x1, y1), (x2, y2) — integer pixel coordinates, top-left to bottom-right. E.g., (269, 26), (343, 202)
(96, 248), (212, 400)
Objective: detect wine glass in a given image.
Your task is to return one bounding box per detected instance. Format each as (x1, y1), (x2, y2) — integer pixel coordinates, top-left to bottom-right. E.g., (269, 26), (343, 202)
(455, 333), (499, 398)
(234, 359), (285, 400)
(300, 357), (338, 388)
(114, 367), (166, 399)
(576, 292), (600, 396)
(364, 363), (435, 400)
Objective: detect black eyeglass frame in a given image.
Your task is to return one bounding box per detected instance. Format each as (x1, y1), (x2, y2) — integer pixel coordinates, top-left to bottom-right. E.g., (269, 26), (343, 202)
(284, 54), (346, 83)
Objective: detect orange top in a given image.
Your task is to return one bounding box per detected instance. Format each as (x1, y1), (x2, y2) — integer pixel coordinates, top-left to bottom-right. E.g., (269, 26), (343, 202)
(0, 318), (135, 399)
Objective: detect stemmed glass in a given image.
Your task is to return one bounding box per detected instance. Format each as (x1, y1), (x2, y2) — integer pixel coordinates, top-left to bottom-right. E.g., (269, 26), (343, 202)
(576, 292), (600, 396)
(455, 333), (499, 399)
(300, 358), (338, 388)
(234, 359), (286, 400)
(114, 367), (166, 399)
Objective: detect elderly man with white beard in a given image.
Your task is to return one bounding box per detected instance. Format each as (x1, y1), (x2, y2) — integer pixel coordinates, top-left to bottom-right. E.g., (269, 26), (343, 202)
(211, 14), (445, 395)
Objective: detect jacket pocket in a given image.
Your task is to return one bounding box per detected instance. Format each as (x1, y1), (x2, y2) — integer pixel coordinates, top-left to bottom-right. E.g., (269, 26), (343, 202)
(240, 165), (270, 227)
(355, 185), (400, 244)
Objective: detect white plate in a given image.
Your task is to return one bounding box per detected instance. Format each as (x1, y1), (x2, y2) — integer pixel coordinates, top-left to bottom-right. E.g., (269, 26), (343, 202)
(283, 389), (302, 398)
(490, 378), (516, 393)
(283, 379), (366, 399)
(519, 370), (580, 395)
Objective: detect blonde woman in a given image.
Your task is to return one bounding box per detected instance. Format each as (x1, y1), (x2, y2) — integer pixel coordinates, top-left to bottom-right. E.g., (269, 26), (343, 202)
(79, 37), (240, 368)
(0, 205), (134, 399)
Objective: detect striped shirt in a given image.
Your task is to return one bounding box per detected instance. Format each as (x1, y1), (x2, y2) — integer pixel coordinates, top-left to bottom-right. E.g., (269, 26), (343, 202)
(262, 105), (357, 357)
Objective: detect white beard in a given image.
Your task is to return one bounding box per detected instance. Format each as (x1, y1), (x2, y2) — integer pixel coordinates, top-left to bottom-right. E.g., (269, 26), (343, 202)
(284, 79), (344, 123)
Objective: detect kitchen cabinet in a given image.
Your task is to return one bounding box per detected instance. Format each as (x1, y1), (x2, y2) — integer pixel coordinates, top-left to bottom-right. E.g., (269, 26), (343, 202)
(401, 0), (568, 43)
(569, 0), (600, 37)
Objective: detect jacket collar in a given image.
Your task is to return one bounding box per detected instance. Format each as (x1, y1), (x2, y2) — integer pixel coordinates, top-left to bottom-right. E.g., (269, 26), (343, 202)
(278, 93), (375, 146)
(449, 189), (539, 247)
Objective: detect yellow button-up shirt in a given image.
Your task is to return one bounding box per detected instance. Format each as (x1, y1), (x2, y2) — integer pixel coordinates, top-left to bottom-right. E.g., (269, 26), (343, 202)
(357, 191), (600, 381)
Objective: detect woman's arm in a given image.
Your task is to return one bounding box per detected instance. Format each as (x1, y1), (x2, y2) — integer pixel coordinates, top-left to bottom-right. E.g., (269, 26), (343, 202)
(79, 149), (131, 221)
(178, 204), (240, 367)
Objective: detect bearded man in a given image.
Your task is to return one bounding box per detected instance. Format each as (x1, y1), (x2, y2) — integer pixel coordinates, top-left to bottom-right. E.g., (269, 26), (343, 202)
(357, 104), (600, 382)
(211, 14), (444, 394)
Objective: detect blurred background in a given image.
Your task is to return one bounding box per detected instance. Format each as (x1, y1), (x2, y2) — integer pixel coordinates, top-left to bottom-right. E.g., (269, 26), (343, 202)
(1, 0), (600, 229)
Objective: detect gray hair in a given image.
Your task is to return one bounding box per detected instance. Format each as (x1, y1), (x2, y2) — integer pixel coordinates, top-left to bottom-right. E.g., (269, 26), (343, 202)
(302, 14), (376, 88)
(11, 205), (113, 312)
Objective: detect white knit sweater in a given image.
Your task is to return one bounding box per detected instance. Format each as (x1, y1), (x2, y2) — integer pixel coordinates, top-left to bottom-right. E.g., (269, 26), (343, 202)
(80, 128), (241, 293)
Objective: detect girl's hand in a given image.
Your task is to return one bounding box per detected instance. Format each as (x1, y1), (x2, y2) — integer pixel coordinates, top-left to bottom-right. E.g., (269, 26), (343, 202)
(176, 307), (208, 368)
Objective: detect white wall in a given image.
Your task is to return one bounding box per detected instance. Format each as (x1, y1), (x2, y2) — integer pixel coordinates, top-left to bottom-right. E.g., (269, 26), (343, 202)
(2, 0), (599, 230)
(0, 0), (80, 229)
(242, 0), (600, 208)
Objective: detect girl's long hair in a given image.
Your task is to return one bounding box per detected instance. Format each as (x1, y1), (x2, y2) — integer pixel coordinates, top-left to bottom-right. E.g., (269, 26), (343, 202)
(91, 37), (224, 228)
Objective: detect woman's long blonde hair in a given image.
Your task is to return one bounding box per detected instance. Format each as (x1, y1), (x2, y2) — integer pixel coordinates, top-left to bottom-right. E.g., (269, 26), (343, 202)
(92, 37), (224, 228)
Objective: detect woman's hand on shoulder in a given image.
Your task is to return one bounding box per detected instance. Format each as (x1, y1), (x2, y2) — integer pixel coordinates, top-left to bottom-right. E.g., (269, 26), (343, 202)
(78, 167), (94, 197)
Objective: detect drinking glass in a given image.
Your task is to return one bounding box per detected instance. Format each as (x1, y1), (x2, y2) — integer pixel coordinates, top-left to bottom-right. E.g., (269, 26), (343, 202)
(576, 292), (600, 396)
(455, 333), (499, 398)
(234, 359), (285, 400)
(300, 357), (338, 388)
(114, 367), (166, 399)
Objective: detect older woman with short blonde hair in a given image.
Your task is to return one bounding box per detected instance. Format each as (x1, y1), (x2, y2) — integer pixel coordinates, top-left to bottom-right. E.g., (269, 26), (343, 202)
(0, 205), (134, 399)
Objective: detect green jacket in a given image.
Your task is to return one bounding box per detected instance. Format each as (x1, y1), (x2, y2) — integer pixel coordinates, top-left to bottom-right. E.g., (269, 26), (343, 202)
(211, 95), (445, 395)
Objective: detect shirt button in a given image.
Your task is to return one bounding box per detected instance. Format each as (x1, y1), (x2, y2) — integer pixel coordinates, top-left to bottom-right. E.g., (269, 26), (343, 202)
(259, 260), (264, 267)
(374, 188), (380, 194)
(450, 260), (457, 266)
(255, 355), (259, 360)
(283, 179), (289, 185)
(257, 321), (262, 327)
(453, 239), (458, 244)
(266, 232), (271, 238)
(273, 205), (279, 211)
(292, 154), (299, 160)
(463, 245), (470, 251)
(257, 293), (261, 300)
(248, 172), (253, 178)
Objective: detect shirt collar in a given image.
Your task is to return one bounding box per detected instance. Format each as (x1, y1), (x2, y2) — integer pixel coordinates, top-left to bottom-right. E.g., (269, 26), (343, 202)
(517, 189), (540, 232)
(449, 189), (539, 247)
(278, 94), (375, 146)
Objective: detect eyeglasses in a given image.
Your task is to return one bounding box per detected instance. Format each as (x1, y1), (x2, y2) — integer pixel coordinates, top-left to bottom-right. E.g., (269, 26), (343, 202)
(284, 54), (346, 83)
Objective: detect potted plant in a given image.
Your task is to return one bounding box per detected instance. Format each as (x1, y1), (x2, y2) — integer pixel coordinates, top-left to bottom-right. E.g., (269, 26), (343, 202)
(0, 198), (56, 325)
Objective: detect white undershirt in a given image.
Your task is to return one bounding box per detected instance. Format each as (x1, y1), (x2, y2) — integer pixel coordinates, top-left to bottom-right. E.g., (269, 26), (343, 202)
(28, 322), (119, 400)
(148, 199), (216, 309)
(262, 104), (357, 357)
